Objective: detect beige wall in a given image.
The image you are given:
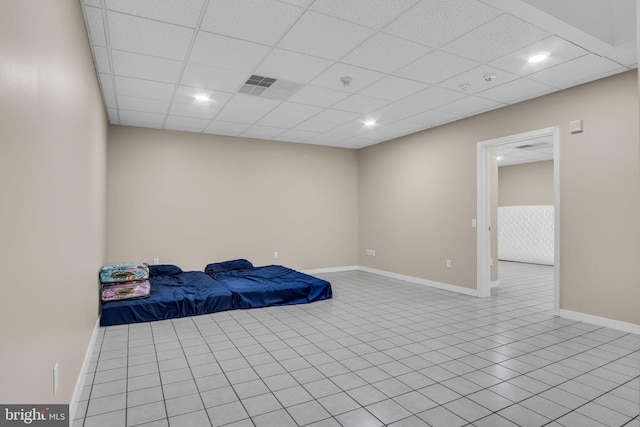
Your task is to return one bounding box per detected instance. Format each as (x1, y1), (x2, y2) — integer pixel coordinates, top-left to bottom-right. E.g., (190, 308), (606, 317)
(499, 160), (554, 206)
(0, 0), (107, 404)
(108, 126), (358, 271)
(359, 70), (639, 325)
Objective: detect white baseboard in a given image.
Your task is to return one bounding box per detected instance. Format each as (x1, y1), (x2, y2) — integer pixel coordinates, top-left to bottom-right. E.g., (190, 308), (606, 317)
(70, 316), (100, 422)
(559, 309), (640, 335)
(302, 265), (358, 275)
(357, 266), (479, 297)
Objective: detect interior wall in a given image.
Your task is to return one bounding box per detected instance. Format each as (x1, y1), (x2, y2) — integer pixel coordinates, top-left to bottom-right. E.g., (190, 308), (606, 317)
(358, 70), (639, 326)
(499, 160), (554, 206)
(108, 126), (358, 271)
(0, 0), (107, 404)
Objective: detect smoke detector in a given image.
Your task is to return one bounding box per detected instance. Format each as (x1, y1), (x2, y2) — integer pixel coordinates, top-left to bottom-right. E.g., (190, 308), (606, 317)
(340, 76), (353, 88)
(458, 83), (471, 92)
(483, 73), (497, 83)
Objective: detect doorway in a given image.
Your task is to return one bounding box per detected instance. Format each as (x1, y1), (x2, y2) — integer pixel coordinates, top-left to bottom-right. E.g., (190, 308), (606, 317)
(477, 127), (560, 314)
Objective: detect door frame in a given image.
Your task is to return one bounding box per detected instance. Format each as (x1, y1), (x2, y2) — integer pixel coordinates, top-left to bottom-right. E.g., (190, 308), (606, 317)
(476, 126), (560, 314)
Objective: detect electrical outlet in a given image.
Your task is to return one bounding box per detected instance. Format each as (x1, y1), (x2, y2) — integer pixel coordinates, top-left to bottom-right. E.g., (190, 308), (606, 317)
(153, 258), (160, 265)
(273, 251), (279, 260)
(446, 259), (452, 268)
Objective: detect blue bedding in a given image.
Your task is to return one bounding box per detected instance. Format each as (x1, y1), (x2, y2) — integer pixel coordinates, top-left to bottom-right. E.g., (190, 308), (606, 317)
(100, 261), (332, 326)
(205, 261), (333, 309)
(100, 266), (233, 326)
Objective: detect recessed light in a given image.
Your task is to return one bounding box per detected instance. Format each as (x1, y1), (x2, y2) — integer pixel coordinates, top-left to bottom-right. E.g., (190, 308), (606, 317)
(363, 120), (377, 126)
(194, 94), (210, 101)
(496, 155), (504, 162)
(528, 53), (549, 63)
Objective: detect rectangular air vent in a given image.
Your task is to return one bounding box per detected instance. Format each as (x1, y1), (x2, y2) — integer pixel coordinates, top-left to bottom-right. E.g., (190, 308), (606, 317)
(238, 74), (303, 101)
(514, 142), (553, 150)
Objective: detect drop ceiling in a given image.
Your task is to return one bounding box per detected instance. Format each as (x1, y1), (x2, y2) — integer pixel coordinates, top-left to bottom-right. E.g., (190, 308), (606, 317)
(82, 0), (637, 149)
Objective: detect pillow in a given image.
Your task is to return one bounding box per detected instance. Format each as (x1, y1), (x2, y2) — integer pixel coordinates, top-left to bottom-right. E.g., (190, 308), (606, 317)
(204, 259), (253, 275)
(148, 264), (183, 277)
(100, 263), (149, 284)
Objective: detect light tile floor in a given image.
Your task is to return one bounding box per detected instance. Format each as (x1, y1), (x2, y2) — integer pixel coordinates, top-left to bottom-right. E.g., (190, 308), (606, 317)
(75, 262), (639, 426)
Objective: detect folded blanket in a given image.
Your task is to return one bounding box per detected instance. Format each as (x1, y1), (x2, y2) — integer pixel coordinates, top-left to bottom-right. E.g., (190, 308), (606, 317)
(102, 281), (151, 302)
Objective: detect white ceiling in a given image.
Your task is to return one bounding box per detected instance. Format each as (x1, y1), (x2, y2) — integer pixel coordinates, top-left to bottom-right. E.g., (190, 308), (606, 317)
(82, 0), (637, 149)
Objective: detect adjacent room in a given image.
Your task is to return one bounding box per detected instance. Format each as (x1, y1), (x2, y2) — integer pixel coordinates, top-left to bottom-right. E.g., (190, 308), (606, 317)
(1, 1), (638, 426)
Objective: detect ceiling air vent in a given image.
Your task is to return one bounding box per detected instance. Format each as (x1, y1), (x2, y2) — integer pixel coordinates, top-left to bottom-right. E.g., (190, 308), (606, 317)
(238, 74), (303, 101)
(514, 142), (553, 150)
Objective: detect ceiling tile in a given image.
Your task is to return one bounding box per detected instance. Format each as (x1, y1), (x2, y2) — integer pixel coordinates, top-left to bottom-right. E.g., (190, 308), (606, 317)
(438, 65), (520, 94)
(98, 74), (117, 108)
(204, 120), (251, 136)
(114, 76), (176, 100)
(180, 63), (248, 93)
(400, 86), (467, 109)
(288, 86), (351, 108)
(366, 102), (426, 125)
(477, 78), (556, 104)
(277, 129), (318, 142)
(241, 125), (286, 140)
(442, 13), (550, 63)
(83, 0), (101, 7)
(358, 75), (429, 102)
(279, 0), (313, 6)
(437, 95), (504, 116)
(394, 50), (479, 85)
(111, 50), (183, 83)
(310, 0), (419, 29)
(254, 49), (332, 84)
(310, 63), (385, 93)
(201, 0), (302, 45)
(188, 31), (271, 71)
(105, 0), (205, 27)
(360, 122), (425, 141)
(106, 108), (119, 124)
(528, 54), (627, 88)
(403, 109), (457, 127)
(489, 36), (589, 76)
(119, 110), (166, 126)
(278, 11), (374, 60)
(313, 121), (371, 141)
(93, 46), (111, 73)
(173, 86), (233, 105)
(165, 115), (210, 132)
(84, 6), (107, 47)
(332, 94), (391, 114)
(169, 100), (222, 120)
(341, 33), (432, 74)
(256, 102), (323, 128)
(339, 137), (377, 149)
(117, 95), (170, 114)
(385, 0), (501, 48)
(213, 94), (281, 124)
(294, 118), (342, 133)
(106, 11), (194, 60)
(309, 109), (362, 125)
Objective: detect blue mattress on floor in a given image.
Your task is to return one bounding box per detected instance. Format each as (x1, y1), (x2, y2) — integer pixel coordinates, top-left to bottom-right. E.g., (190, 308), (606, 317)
(100, 266), (233, 326)
(205, 261), (333, 309)
(100, 260), (332, 326)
